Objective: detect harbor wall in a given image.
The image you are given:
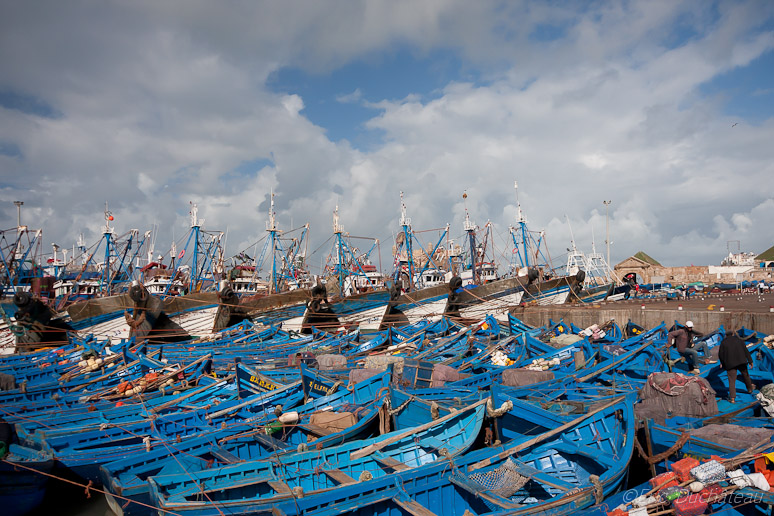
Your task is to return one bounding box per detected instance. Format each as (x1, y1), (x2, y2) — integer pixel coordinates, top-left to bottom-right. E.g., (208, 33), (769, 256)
(514, 303), (774, 335)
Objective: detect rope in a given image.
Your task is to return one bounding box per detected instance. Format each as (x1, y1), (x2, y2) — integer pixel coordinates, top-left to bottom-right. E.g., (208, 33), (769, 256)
(388, 397), (411, 416)
(635, 431), (691, 464)
(486, 398), (513, 418)
(589, 474), (603, 504)
(0, 458), (183, 515)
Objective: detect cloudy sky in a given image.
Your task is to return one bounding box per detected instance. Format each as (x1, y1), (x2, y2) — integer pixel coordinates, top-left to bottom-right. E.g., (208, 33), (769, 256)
(1, 1), (773, 276)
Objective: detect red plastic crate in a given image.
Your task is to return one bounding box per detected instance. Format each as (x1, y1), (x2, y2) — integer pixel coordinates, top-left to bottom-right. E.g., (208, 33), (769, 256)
(673, 495), (708, 516)
(649, 471), (678, 490)
(671, 457), (701, 482)
(698, 485), (724, 501)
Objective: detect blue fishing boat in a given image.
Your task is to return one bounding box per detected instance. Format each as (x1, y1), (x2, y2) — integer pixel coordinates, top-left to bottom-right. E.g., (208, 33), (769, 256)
(0, 442), (56, 516)
(98, 370), (393, 515)
(148, 398), (487, 516)
(261, 391), (634, 516)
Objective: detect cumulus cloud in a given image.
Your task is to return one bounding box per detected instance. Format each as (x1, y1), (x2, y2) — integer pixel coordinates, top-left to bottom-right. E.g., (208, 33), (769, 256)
(1, 0), (773, 276)
(336, 88), (362, 104)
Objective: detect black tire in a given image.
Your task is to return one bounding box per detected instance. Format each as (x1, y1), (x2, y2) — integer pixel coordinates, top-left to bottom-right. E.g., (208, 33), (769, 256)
(13, 291), (31, 307)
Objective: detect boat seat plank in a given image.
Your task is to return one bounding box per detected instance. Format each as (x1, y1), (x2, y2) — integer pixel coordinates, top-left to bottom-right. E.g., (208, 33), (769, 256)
(322, 468), (357, 485)
(419, 436), (447, 451)
(253, 432), (290, 451)
(508, 460), (575, 491)
(268, 480), (292, 494)
(393, 497), (438, 516)
(553, 439), (616, 467)
(210, 447), (243, 464)
(373, 454), (410, 471)
(190, 475), (274, 496)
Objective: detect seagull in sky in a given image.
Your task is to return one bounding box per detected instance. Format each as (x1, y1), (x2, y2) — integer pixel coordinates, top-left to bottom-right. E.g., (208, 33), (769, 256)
(732, 122), (738, 127)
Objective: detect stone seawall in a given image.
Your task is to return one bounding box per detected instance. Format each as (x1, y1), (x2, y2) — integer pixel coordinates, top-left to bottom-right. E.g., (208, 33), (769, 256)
(513, 294), (774, 334)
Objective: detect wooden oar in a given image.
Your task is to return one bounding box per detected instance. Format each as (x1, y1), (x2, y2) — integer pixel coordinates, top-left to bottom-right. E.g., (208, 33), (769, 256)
(350, 398), (488, 460)
(468, 395), (625, 472)
(150, 376), (233, 413)
(577, 337), (654, 383)
(205, 380), (300, 421)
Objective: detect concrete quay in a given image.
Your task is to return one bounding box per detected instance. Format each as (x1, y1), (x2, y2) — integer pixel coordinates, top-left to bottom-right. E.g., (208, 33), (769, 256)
(513, 292), (774, 335)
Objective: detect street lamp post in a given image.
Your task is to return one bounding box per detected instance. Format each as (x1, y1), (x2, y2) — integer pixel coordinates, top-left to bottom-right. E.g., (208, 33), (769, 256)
(603, 200), (611, 272)
(14, 201), (23, 227)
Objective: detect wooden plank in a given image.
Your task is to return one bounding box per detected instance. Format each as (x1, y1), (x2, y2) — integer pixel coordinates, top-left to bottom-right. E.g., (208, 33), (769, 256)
(322, 468), (357, 485)
(268, 480), (292, 494)
(210, 447), (243, 464)
(373, 455), (410, 472)
(577, 339), (653, 382)
(420, 436), (447, 451)
(507, 460), (575, 491)
(253, 432), (290, 451)
(206, 380), (301, 421)
(393, 497), (439, 516)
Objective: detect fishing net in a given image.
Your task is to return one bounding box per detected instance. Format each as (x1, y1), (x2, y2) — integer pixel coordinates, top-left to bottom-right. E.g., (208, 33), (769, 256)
(758, 384), (774, 416)
(348, 368), (381, 386)
(549, 334), (583, 348)
(431, 364), (460, 387)
(0, 373), (15, 391)
(316, 354), (347, 371)
(468, 458), (530, 498)
(603, 344), (627, 356)
(364, 355), (405, 375)
(635, 373), (717, 424)
(501, 368), (554, 387)
(689, 424), (774, 450)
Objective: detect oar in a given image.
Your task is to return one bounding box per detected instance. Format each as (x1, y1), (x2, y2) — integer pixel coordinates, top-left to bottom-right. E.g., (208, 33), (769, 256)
(576, 337), (654, 383)
(350, 398), (488, 460)
(150, 377), (233, 413)
(468, 395), (625, 472)
(205, 380), (300, 421)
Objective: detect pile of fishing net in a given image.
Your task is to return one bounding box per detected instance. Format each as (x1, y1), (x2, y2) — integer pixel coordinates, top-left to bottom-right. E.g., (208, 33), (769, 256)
(635, 372), (718, 424)
(757, 383), (774, 416)
(316, 354), (347, 371)
(688, 423), (774, 450)
(501, 368), (555, 387)
(0, 372), (15, 391)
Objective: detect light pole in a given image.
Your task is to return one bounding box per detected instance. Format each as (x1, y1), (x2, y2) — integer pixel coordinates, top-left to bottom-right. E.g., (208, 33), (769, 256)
(603, 200), (611, 272)
(14, 201), (23, 227)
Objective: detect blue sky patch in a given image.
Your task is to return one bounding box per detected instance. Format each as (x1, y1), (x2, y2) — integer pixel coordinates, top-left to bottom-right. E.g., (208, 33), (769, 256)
(699, 49), (774, 122)
(529, 22), (569, 43)
(268, 47), (473, 149)
(0, 141), (22, 158)
(0, 89), (61, 119)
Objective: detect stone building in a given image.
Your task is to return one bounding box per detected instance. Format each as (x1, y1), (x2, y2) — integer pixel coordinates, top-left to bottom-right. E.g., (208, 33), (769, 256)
(614, 250), (773, 286)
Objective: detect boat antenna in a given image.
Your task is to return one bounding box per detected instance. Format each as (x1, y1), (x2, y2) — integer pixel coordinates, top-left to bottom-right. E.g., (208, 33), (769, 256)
(514, 181), (526, 223)
(566, 215), (577, 253)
